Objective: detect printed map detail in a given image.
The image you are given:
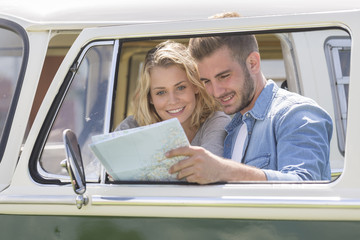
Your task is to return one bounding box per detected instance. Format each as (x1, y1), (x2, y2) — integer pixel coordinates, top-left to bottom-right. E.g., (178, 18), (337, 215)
(89, 118), (189, 181)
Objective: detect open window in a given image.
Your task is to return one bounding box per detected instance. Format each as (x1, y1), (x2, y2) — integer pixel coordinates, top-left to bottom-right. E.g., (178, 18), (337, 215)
(31, 26), (350, 184)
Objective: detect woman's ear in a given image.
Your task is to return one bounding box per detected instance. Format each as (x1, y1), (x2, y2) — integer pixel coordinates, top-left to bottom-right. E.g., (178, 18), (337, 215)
(149, 96), (153, 104)
(246, 51), (261, 74)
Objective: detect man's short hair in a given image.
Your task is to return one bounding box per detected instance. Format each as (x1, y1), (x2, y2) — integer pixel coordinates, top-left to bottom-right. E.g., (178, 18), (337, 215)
(188, 35), (259, 67)
(188, 12), (259, 65)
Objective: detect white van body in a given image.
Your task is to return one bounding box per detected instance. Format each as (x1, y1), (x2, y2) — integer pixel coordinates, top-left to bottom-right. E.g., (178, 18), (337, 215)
(0, 0), (359, 238)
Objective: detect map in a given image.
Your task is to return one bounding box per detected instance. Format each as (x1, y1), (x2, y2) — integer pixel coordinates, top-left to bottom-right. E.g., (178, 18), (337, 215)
(89, 118), (189, 181)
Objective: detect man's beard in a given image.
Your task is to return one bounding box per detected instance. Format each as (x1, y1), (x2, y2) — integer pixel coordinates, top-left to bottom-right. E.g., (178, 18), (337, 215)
(228, 68), (255, 115)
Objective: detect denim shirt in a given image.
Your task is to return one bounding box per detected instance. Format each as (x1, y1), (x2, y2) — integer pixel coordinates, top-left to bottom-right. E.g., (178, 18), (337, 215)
(224, 80), (333, 181)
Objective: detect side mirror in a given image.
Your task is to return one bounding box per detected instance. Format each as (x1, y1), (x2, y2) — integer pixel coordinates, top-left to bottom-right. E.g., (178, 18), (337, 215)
(62, 129), (88, 209)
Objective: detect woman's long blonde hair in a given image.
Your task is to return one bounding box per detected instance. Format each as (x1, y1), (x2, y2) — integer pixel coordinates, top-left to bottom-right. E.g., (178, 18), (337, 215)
(133, 40), (219, 130)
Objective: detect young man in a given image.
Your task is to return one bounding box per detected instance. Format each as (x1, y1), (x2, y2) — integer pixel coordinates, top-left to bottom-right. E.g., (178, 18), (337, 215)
(167, 31), (333, 184)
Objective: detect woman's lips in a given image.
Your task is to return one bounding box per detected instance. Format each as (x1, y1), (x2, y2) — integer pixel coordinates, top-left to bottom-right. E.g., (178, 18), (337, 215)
(167, 106), (185, 114)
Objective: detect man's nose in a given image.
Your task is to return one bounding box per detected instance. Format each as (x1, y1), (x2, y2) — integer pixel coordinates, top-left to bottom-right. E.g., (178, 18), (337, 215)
(211, 82), (224, 98)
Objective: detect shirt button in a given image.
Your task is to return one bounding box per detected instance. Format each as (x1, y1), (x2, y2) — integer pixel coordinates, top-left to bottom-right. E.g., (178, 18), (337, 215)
(245, 113), (249, 117)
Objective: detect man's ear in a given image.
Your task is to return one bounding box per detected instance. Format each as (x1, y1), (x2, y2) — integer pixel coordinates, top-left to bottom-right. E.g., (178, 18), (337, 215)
(246, 51), (261, 74)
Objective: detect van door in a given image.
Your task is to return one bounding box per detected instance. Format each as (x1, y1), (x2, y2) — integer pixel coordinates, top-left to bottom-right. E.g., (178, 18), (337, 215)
(8, 13), (360, 225)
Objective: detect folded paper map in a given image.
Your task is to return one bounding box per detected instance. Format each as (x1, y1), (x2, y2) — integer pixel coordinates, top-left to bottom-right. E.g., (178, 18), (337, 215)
(89, 118), (189, 181)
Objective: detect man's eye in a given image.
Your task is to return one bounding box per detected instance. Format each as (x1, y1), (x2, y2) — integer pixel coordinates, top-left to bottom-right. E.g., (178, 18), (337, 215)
(220, 74), (230, 80)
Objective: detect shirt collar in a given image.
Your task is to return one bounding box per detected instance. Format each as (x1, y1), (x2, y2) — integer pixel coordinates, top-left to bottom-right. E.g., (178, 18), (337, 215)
(249, 79), (278, 120)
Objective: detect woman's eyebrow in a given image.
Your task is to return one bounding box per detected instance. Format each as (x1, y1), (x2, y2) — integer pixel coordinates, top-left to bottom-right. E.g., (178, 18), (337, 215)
(174, 81), (186, 86)
(152, 80), (187, 90)
(152, 86), (166, 90)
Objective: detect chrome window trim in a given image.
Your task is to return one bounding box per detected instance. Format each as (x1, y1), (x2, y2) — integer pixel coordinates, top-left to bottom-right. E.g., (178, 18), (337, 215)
(0, 195), (75, 205)
(100, 40), (119, 183)
(104, 39), (119, 134)
(75, 40), (115, 70)
(91, 195), (360, 209)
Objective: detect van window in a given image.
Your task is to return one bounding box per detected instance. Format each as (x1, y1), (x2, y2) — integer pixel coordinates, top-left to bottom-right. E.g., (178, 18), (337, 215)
(0, 22), (28, 161)
(33, 28), (349, 184)
(325, 37), (351, 156)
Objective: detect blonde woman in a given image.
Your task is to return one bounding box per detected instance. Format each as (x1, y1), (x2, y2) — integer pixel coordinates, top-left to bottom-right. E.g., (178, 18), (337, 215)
(116, 40), (230, 157)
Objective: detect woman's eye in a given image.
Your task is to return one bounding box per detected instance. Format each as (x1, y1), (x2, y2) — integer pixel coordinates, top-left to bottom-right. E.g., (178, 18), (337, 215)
(177, 85), (186, 91)
(156, 90), (166, 96)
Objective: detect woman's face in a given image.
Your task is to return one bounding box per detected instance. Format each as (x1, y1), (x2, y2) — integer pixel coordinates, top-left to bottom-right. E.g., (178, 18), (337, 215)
(149, 65), (198, 129)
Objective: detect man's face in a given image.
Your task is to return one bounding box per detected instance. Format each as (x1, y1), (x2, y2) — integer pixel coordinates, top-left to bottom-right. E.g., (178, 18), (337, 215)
(197, 46), (255, 115)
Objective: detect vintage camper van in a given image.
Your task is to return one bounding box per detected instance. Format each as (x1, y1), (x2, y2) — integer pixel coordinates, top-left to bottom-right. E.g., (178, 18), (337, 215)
(1, 0), (360, 238)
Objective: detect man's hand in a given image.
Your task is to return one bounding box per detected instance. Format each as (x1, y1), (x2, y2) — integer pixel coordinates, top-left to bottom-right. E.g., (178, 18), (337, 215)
(167, 146), (224, 184)
(167, 146), (267, 184)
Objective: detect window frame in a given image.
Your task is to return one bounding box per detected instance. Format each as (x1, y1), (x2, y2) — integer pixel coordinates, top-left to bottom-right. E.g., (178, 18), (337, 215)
(29, 40), (119, 184)
(325, 37), (351, 156)
(29, 21), (350, 185)
(0, 19), (29, 162)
